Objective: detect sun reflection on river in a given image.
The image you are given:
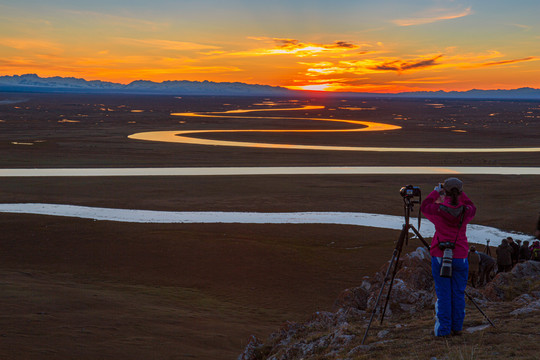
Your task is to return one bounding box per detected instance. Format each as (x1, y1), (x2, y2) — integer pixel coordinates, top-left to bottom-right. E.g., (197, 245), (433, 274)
(128, 105), (540, 153)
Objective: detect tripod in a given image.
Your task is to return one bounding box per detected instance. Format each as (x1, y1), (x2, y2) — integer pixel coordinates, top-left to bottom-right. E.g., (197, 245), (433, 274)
(361, 195), (495, 345)
(484, 239), (492, 255)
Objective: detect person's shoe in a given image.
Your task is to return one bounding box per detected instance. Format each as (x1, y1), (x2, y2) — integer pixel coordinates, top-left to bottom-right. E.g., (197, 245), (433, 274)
(451, 330), (463, 336)
(434, 331), (451, 338)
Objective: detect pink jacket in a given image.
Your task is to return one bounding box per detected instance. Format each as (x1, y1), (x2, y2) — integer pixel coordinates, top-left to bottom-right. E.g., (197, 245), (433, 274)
(420, 190), (476, 259)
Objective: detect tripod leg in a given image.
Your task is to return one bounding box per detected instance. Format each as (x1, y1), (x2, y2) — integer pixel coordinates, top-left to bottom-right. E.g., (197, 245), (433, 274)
(362, 224), (408, 344)
(465, 291), (496, 328)
(409, 225), (430, 251)
(361, 248), (399, 345)
(379, 242), (404, 323)
(380, 224), (414, 323)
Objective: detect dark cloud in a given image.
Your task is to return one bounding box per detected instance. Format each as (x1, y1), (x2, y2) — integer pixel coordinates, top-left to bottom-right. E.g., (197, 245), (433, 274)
(273, 38), (301, 48)
(372, 61), (401, 71)
(272, 38), (358, 50)
(371, 55), (443, 72)
(401, 55), (443, 70)
(478, 56), (536, 67)
(325, 41), (358, 49)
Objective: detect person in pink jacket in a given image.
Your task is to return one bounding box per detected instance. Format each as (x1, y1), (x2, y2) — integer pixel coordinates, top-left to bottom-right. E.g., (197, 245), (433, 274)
(421, 177), (476, 337)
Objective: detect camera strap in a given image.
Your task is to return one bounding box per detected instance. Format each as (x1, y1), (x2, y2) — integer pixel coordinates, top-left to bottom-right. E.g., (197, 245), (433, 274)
(453, 206), (467, 245)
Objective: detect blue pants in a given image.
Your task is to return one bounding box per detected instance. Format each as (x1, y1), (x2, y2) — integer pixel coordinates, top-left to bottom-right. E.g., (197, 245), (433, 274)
(431, 257), (468, 336)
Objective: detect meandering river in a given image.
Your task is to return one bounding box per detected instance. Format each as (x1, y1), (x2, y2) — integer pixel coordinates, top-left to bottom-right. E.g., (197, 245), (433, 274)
(1, 166), (539, 177)
(128, 105), (540, 153)
(2, 104), (538, 241)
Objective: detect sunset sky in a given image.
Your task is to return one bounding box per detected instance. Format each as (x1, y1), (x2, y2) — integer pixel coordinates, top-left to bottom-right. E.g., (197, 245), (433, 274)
(1, 0), (539, 93)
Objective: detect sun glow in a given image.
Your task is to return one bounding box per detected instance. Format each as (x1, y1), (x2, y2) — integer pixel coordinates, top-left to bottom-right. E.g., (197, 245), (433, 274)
(289, 84), (332, 91)
(0, 1), (538, 92)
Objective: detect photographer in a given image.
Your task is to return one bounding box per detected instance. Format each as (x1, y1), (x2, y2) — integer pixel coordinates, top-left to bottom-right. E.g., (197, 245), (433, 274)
(536, 213), (540, 240)
(421, 177), (476, 337)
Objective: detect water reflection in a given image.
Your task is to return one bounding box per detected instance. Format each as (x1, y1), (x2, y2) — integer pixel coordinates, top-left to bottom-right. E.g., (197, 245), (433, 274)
(58, 119), (80, 123)
(1, 166), (539, 177)
(128, 105), (540, 153)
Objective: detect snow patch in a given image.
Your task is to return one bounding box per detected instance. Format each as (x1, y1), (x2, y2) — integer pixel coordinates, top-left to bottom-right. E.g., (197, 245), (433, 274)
(0, 203), (533, 247)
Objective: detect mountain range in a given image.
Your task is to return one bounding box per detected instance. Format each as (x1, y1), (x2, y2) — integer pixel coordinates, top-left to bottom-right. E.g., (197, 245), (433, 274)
(1, 74), (540, 99)
(0, 74), (293, 96)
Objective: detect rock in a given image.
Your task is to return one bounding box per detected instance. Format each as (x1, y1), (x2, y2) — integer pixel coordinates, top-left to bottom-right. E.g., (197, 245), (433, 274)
(465, 324), (490, 333)
(482, 261), (540, 301)
(267, 321), (301, 349)
(237, 335), (264, 360)
(337, 247), (435, 316)
(465, 286), (488, 305)
(510, 260), (540, 277)
(347, 344), (372, 356)
(510, 299), (540, 315)
(334, 286), (369, 310)
(368, 247), (434, 315)
(512, 293), (537, 306)
(334, 307), (365, 325)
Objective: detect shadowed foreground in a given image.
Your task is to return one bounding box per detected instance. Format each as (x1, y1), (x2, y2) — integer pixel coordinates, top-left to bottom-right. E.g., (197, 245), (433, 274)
(1, 94), (539, 359)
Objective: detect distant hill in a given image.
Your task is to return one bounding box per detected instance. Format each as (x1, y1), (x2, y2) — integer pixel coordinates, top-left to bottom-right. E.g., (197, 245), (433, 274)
(334, 87), (540, 100)
(0, 74), (294, 96)
(1, 74), (540, 99)
(394, 87), (540, 100)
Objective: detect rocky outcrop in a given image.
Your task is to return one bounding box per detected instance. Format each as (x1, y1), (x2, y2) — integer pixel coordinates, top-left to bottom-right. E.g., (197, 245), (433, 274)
(238, 247), (435, 360)
(335, 247), (435, 316)
(239, 308), (370, 360)
(483, 261), (540, 301)
(238, 251), (540, 360)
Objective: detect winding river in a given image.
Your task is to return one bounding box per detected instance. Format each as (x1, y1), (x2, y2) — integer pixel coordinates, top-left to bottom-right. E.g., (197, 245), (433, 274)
(3, 104), (538, 242)
(128, 105), (540, 153)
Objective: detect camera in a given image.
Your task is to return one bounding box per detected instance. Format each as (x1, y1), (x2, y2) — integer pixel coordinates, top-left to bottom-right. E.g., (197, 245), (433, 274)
(438, 242), (456, 250)
(438, 242), (455, 278)
(400, 185), (421, 198)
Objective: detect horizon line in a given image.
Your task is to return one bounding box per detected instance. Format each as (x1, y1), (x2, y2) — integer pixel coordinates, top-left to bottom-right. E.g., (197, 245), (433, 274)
(1, 73), (539, 95)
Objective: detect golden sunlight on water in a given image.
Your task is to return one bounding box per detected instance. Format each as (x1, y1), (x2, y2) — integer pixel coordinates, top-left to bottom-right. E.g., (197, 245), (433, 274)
(2, 167), (539, 177)
(128, 105), (540, 153)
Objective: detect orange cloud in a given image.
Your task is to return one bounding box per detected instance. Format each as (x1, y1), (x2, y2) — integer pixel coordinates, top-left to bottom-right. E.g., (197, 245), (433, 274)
(289, 80), (425, 93)
(273, 38), (357, 50)
(0, 38), (62, 52)
(464, 56), (537, 68)
(116, 38), (221, 51)
(235, 38), (361, 57)
(64, 10), (166, 31)
(393, 7), (472, 26)
(300, 55), (444, 78)
(390, 77), (458, 84)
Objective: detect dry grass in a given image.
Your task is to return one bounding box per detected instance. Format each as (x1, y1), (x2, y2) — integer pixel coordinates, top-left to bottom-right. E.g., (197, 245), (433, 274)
(2, 94), (540, 359)
(341, 300), (539, 360)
